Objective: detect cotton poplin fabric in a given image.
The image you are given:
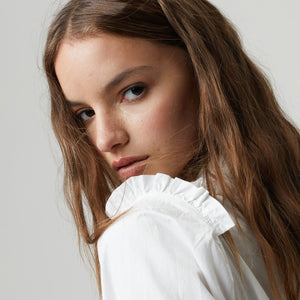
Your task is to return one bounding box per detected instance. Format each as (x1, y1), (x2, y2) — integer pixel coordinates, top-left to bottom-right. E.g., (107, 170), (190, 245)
(97, 173), (272, 300)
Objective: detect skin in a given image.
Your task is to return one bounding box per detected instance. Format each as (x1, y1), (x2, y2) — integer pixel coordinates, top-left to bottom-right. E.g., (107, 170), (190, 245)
(55, 34), (199, 180)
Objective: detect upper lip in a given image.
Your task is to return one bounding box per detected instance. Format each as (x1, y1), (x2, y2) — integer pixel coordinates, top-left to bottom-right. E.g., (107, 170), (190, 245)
(112, 155), (149, 171)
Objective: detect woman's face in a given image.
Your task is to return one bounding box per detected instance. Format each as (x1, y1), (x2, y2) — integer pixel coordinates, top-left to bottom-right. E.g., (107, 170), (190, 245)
(55, 34), (199, 180)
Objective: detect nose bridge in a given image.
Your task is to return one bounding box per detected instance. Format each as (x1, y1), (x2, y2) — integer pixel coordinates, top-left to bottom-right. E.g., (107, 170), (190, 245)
(95, 107), (127, 152)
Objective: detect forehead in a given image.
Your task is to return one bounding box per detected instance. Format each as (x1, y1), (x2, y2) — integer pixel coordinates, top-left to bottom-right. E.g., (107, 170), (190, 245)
(55, 34), (187, 71)
(54, 34), (190, 101)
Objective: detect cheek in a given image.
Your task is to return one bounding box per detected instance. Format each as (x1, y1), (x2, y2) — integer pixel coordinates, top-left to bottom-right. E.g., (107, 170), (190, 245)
(135, 97), (189, 144)
(153, 96), (193, 132)
(123, 84), (197, 148)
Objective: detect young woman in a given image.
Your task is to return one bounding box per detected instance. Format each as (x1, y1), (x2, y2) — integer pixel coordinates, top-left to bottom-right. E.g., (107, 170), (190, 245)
(43, 0), (300, 299)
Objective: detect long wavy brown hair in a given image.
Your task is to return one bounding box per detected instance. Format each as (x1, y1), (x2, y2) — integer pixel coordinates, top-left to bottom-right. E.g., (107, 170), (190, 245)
(43, 0), (300, 299)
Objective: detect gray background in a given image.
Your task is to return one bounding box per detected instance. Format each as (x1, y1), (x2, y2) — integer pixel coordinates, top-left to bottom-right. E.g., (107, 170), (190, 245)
(0, 1), (299, 299)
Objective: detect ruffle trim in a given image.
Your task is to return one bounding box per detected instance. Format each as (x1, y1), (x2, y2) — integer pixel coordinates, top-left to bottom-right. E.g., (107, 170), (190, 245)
(105, 173), (235, 235)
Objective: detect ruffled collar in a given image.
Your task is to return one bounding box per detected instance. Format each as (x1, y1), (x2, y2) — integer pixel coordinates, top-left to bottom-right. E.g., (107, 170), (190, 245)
(105, 173), (234, 235)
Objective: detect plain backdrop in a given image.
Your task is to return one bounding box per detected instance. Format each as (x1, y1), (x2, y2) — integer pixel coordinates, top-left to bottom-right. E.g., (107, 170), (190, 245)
(0, 1), (299, 299)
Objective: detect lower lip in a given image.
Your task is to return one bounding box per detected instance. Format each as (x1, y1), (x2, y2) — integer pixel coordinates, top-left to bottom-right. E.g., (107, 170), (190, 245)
(117, 160), (147, 180)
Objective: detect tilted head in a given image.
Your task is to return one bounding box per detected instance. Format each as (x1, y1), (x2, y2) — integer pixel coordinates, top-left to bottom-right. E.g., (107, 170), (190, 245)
(55, 34), (199, 180)
(44, 0), (253, 185)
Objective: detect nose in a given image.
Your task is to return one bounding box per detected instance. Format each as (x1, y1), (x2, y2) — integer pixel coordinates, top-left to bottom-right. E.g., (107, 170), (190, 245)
(93, 110), (129, 153)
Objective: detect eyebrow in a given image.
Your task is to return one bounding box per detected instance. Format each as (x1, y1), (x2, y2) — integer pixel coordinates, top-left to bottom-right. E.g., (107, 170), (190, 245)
(66, 65), (154, 107)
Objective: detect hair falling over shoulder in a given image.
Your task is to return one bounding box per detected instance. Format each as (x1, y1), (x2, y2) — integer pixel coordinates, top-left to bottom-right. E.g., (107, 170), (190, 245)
(43, 0), (300, 299)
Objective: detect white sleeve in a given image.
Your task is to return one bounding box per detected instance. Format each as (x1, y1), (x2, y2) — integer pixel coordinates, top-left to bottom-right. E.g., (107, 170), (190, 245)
(98, 209), (217, 300)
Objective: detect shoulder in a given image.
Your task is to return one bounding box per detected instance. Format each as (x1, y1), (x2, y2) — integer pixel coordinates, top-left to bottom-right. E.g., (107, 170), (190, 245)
(104, 173), (235, 237)
(98, 208), (194, 256)
(100, 176), (234, 255)
(97, 202), (249, 300)
(97, 208), (229, 300)
(97, 175), (271, 300)
(98, 185), (233, 270)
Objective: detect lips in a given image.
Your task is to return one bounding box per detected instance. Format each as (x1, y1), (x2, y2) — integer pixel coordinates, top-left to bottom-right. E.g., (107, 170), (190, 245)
(112, 155), (149, 179)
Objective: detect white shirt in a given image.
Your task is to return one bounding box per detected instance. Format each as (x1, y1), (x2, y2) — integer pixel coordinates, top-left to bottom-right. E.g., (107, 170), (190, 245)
(97, 173), (273, 299)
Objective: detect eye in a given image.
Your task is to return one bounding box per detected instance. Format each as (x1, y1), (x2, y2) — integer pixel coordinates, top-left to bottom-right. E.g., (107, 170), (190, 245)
(76, 109), (95, 122)
(123, 84), (145, 102)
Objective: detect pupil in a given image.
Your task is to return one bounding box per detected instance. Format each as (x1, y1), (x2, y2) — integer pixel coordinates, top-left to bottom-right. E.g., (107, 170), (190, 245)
(132, 86), (143, 95)
(86, 110), (94, 117)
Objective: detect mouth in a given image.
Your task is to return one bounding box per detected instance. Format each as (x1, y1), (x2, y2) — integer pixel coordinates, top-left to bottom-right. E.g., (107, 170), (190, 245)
(112, 155), (149, 179)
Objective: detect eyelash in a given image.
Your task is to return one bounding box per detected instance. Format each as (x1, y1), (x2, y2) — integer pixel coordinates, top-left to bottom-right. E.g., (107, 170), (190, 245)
(76, 109), (95, 122)
(75, 83), (146, 122)
(122, 83), (146, 103)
